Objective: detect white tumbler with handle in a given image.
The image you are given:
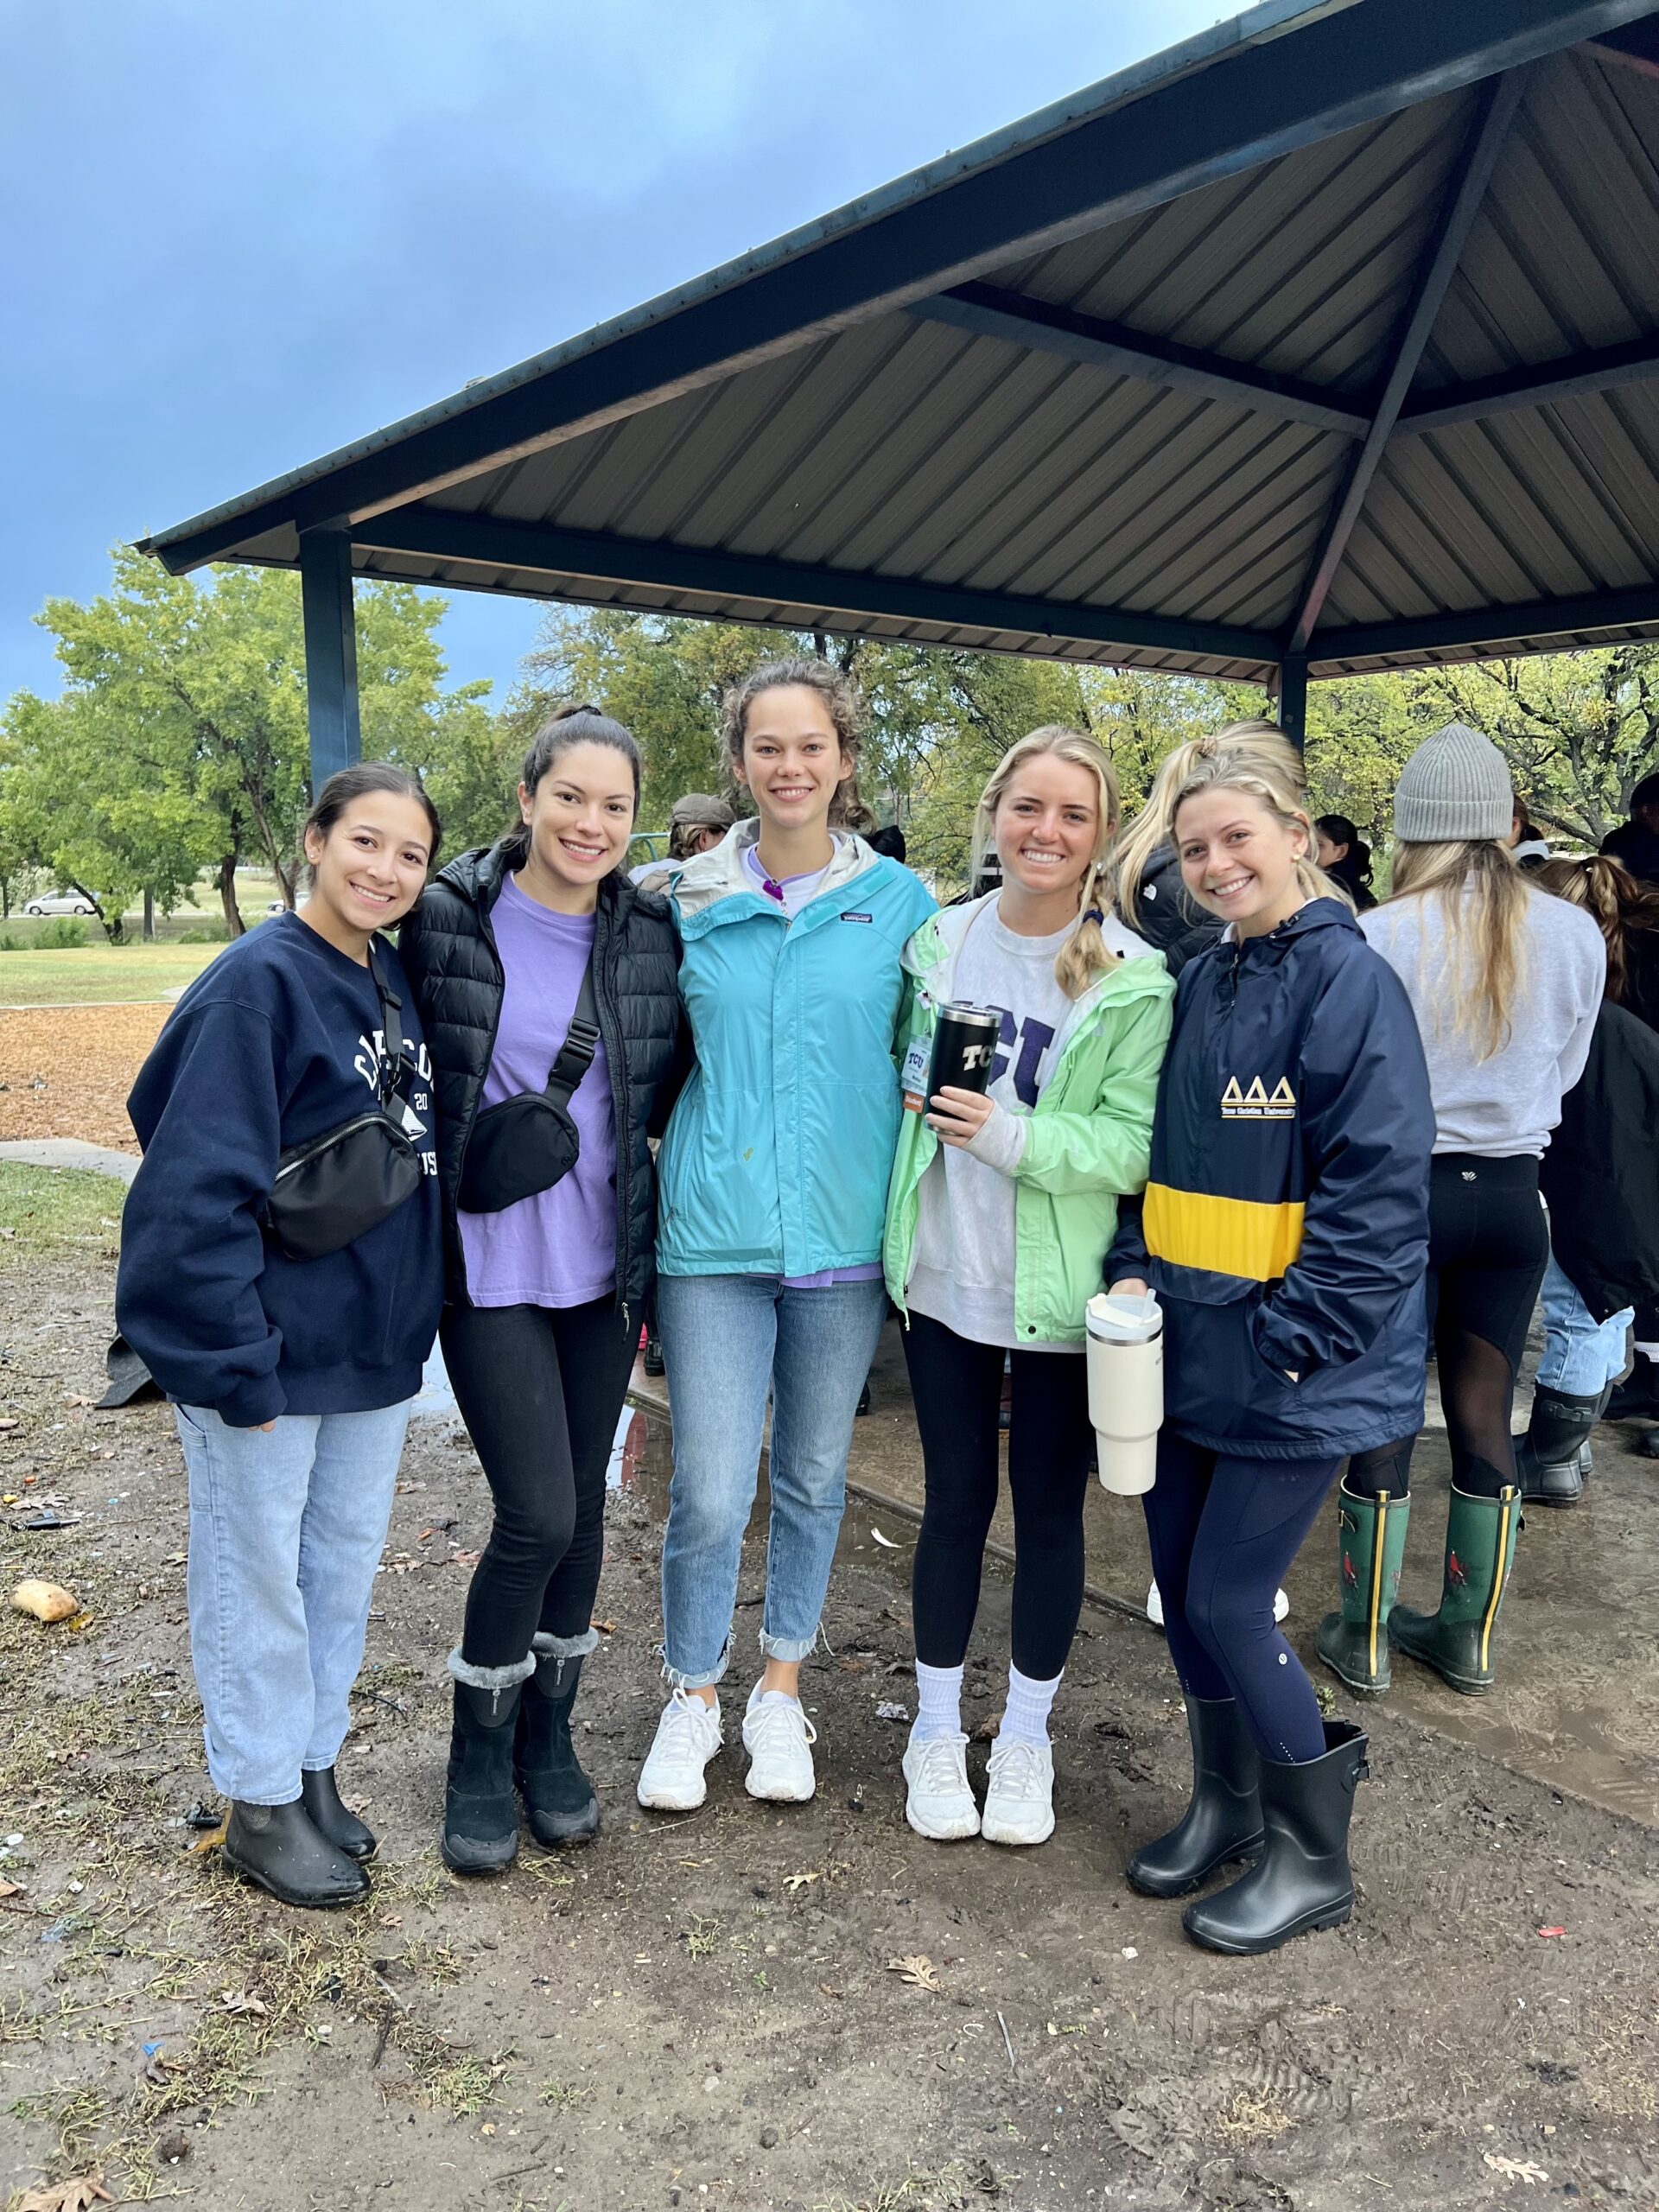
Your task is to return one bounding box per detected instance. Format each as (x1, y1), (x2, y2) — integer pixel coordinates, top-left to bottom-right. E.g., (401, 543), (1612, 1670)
(1085, 1289), (1164, 1496)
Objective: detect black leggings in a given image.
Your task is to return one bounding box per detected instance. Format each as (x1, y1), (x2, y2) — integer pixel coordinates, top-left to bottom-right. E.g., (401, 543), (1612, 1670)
(440, 1297), (638, 1669)
(903, 1311), (1093, 1681)
(1350, 1152), (1548, 1501)
(1142, 1433), (1338, 1763)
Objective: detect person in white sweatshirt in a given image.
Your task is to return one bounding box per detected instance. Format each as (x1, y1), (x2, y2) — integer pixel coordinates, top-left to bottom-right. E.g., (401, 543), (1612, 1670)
(1315, 722), (1605, 1701)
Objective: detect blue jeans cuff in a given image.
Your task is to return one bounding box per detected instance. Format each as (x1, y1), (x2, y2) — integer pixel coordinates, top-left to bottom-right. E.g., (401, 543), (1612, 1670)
(758, 1625), (820, 1664)
(661, 1642), (729, 1693)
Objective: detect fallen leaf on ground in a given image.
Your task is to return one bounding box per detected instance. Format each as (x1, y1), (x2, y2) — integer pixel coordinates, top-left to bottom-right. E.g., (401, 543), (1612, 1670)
(63, 1393), (94, 1408)
(784, 1872), (822, 1891)
(1483, 2152), (1548, 2183)
(0, 1878), (22, 1897)
(869, 1526), (899, 1548)
(818, 1982), (843, 1999)
(188, 1815), (228, 1854)
(15, 2177), (114, 2212)
(887, 1955), (941, 1992)
(219, 1991), (268, 2016)
(874, 1701), (910, 1723)
(591, 1617), (616, 1634)
(11, 1578), (78, 1623)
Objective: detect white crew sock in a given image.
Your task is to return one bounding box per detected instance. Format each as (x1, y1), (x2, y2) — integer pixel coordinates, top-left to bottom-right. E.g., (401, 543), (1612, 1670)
(1001, 1662), (1061, 1746)
(912, 1659), (963, 1743)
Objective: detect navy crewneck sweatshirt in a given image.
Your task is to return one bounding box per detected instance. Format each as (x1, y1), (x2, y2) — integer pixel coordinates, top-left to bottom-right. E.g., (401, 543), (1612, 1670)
(118, 912), (442, 1426)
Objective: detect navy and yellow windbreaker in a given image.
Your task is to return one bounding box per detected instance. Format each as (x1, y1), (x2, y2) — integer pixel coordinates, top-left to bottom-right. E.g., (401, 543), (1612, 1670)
(1106, 899), (1433, 1460)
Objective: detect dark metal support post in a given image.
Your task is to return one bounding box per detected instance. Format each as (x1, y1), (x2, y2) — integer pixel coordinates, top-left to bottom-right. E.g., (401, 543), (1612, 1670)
(1285, 68), (1526, 659)
(1274, 657), (1308, 752)
(299, 531), (361, 796)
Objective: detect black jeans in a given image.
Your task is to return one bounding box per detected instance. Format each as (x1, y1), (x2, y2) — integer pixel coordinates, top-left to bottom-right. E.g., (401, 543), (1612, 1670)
(902, 1311), (1093, 1681)
(441, 1297), (638, 1669)
(1350, 1151), (1549, 1501)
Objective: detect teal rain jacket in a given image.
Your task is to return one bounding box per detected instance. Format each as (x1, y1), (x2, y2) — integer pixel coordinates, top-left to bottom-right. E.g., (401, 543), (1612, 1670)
(657, 823), (937, 1277)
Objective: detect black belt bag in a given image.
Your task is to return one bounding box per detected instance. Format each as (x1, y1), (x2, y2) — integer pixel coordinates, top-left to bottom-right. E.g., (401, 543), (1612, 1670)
(261, 949), (426, 1264)
(457, 957), (600, 1214)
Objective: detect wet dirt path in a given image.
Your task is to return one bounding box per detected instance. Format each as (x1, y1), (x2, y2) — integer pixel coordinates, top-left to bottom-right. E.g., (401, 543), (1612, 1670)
(4, 1267), (1658, 2211)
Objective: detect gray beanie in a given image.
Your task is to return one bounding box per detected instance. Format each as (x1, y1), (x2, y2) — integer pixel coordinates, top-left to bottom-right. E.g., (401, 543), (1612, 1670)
(1393, 722), (1513, 843)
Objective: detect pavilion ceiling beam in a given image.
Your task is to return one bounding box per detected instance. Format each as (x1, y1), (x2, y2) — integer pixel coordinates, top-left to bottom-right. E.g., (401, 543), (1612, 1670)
(143, 0), (1658, 573)
(350, 506), (1279, 669)
(907, 283), (1370, 438)
(1286, 67), (1528, 658)
(1586, 17), (1659, 74)
(1308, 579), (1659, 664)
(1396, 331), (1659, 433)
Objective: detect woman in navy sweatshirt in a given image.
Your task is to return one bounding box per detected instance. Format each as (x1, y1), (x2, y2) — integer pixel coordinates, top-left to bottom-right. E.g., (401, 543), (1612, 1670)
(118, 765), (444, 1910)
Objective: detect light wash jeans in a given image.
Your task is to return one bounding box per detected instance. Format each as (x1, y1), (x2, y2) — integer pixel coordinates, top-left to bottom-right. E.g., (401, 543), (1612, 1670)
(656, 1274), (887, 1688)
(176, 1400), (412, 1803)
(1535, 1255), (1633, 1395)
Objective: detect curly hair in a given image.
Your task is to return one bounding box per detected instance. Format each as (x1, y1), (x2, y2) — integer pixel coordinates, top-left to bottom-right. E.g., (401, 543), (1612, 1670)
(721, 658), (869, 830)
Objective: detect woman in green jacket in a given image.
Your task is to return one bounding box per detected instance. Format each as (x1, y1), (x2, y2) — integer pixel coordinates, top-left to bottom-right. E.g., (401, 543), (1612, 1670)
(883, 727), (1173, 1847)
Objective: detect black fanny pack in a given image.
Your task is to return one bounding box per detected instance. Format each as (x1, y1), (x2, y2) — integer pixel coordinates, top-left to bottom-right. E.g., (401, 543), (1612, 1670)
(261, 949), (426, 1264)
(457, 957), (600, 1214)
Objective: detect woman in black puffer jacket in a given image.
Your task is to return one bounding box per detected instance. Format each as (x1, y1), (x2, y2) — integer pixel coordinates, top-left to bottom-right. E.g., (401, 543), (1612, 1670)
(400, 705), (683, 1872)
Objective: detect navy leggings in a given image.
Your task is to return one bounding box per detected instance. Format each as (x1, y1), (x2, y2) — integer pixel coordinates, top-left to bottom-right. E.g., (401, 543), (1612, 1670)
(1141, 1432), (1339, 1764)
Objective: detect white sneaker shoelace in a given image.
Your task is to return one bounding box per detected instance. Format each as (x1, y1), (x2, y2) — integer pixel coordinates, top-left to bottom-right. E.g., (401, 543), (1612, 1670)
(987, 1738), (1049, 1802)
(908, 1733), (971, 1800)
(638, 1688), (721, 1806)
(742, 1694), (817, 1801)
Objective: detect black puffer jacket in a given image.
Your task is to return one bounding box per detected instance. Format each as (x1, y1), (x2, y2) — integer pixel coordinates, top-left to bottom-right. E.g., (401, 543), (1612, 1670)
(1117, 841), (1224, 976)
(398, 843), (683, 1317)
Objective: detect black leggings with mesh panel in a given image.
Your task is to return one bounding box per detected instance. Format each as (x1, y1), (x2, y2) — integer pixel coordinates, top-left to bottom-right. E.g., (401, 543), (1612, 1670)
(1349, 1152), (1549, 1502)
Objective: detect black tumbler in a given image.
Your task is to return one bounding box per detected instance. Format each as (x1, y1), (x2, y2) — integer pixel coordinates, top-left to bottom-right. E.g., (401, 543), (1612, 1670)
(927, 1001), (1001, 1102)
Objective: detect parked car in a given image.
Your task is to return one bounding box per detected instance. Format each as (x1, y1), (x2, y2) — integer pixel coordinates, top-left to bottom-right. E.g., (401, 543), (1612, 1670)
(23, 891), (99, 917)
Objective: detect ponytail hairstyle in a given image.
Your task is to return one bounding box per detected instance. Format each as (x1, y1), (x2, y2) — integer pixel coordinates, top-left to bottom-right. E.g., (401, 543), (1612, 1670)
(1534, 854), (1659, 1009)
(722, 657), (868, 831)
(1113, 721), (1337, 926)
(302, 761), (442, 879)
(499, 702), (641, 870)
(974, 725), (1122, 1000)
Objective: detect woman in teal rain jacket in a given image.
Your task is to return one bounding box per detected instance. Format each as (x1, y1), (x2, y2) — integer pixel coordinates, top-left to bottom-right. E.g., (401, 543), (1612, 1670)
(637, 658), (935, 1815)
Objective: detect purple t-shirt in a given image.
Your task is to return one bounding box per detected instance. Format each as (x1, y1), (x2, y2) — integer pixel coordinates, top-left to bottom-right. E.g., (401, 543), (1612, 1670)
(458, 875), (617, 1310)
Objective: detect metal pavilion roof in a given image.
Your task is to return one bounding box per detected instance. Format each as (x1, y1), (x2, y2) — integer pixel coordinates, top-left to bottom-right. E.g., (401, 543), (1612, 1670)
(139, 0), (1659, 732)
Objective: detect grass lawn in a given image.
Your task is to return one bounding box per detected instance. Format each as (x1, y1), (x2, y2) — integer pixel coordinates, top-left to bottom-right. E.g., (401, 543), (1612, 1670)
(0, 1163), (124, 1265)
(0, 939), (227, 1007)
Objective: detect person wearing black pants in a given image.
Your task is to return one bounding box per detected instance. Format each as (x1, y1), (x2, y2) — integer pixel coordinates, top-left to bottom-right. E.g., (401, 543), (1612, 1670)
(1105, 723), (1433, 1955)
(905, 1315), (1094, 1685)
(1336, 725), (1605, 1699)
(400, 705), (682, 1872)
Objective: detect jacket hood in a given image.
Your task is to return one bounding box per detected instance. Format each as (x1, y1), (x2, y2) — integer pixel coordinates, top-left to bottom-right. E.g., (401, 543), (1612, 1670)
(670, 817), (880, 921)
(434, 841), (667, 925)
(1224, 895), (1361, 959)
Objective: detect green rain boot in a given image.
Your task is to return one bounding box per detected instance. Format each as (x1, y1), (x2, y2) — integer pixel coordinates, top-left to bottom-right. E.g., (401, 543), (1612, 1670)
(1388, 1483), (1522, 1697)
(1316, 1483), (1410, 1696)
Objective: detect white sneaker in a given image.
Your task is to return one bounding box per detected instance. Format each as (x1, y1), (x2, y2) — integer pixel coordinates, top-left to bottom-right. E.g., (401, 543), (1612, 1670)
(1146, 1580), (1288, 1625)
(981, 1736), (1055, 1846)
(741, 1683), (817, 1802)
(902, 1732), (980, 1840)
(637, 1688), (722, 1810)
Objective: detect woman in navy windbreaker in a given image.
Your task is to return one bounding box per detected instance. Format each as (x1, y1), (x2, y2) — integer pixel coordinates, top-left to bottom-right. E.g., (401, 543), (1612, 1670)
(1106, 724), (1433, 1957)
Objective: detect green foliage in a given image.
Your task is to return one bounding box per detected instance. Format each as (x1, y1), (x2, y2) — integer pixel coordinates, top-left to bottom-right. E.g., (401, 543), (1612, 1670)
(32, 915), (88, 949)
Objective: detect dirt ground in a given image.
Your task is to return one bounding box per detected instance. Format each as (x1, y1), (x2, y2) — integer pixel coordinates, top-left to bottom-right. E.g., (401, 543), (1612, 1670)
(0, 1007), (165, 1154)
(3, 1254), (1658, 2212)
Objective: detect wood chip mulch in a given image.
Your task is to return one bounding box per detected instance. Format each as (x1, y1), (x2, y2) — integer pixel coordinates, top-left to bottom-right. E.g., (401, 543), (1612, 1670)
(0, 1005), (168, 1153)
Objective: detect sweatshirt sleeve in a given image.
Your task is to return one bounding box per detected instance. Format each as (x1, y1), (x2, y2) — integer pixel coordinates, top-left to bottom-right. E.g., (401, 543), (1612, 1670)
(1251, 956), (1433, 1381)
(116, 1000), (289, 1427)
(1013, 984), (1173, 1198)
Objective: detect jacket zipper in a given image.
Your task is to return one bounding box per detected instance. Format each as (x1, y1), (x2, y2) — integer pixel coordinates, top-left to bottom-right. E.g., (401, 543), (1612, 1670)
(449, 884), (509, 1306)
(592, 894), (634, 1327)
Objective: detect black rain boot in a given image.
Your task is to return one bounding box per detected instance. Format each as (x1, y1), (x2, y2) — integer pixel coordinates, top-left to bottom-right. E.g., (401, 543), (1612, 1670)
(643, 1335), (665, 1378)
(442, 1649), (534, 1874)
(516, 1638), (601, 1847)
(1181, 1720), (1368, 1956)
(1126, 1697), (1264, 1898)
(300, 1766), (378, 1862)
(1605, 1350), (1659, 1421)
(222, 1797), (368, 1910)
(1516, 1385), (1602, 1508)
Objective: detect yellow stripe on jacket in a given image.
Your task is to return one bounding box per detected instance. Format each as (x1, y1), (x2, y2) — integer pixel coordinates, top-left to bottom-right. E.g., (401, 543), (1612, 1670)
(1144, 1183), (1306, 1284)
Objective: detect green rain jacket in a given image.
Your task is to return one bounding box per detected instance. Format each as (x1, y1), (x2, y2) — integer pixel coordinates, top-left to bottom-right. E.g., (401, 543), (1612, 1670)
(881, 893), (1175, 1346)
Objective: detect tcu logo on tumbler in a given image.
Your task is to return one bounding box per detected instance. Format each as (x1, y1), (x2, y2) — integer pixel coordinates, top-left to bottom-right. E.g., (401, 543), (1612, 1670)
(928, 1002), (1004, 1101)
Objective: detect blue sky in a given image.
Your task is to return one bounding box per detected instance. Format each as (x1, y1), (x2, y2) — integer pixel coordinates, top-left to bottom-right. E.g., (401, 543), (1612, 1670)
(3, 0), (1224, 707)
